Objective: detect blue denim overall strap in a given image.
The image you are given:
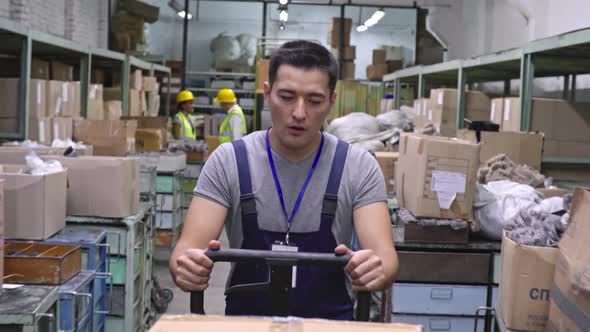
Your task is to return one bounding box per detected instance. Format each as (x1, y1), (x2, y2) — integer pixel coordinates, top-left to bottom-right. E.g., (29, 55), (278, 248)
(226, 139), (353, 320)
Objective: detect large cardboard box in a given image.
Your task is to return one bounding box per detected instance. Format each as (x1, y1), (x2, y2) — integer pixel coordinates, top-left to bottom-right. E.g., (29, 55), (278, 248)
(50, 60), (73, 81)
(396, 133), (479, 220)
(384, 46), (403, 61)
(51, 117), (73, 141)
(366, 64), (388, 81)
(135, 129), (163, 152)
(29, 79), (47, 118)
(0, 146), (92, 164)
(72, 81), (81, 118)
(0, 118), (17, 132)
(342, 61), (355, 80)
(0, 166), (66, 240)
(47, 81), (75, 117)
(130, 69), (143, 90)
(87, 84), (104, 120)
(500, 232), (559, 331)
(387, 60), (403, 73)
(373, 49), (386, 64)
(42, 156), (140, 218)
(140, 90), (148, 115)
(129, 89), (141, 117)
(465, 90), (491, 121)
(151, 94), (161, 117)
(428, 89), (491, 137)
(329, 17), (352, 47)
(490, 98), (504, 127)
(502, 97), (521, 132)
(142, 76), (158, 91)
(149, 315), (422, 332)
(456, 130), (544, 169)
(104, 101), (123, 120)
(0, 79), (19, 118)
(103, 87), (123, 101)
(121, 116), (168, 146)
(28, 117), (52, 144)
(205, 136), (220, 155)
(412, 98), (430, 129)
(74, 119), (137, 156)
(547, 188), (590, 332)
(332, 46), (356, 61)
(375, 152), (398, 193)
(31, 58), (50, 80)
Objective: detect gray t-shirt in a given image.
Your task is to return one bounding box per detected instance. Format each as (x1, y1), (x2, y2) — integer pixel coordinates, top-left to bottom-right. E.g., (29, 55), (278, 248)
(194, 130), (387, 250)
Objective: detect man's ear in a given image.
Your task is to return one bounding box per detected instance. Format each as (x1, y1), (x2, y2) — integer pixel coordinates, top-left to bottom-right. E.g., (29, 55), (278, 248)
(263, 82), (271, 103)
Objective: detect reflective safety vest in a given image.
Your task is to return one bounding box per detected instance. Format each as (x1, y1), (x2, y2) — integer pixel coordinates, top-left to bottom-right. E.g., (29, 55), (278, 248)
(219, 105), (247, 144)
(175, 112), (196, 139)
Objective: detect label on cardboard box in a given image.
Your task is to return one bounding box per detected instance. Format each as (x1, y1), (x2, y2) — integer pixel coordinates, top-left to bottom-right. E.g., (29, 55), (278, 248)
(416, 102), (421, 115)
(422, 100), (428, 115)
(62, 82), (68, 102)
(54, 97), (62, 115)
(90, 85), (97, 99)
(54, 123), (59, 139)
(432, 170), (466, 209)
(428, 110), (433, 121)
(438, 92), (444, 105)
(504, 99), (511, 121)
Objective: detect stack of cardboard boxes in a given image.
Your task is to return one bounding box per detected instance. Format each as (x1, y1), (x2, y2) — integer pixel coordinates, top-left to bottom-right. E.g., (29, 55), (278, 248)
(367, 47), (403, 81)
(0, 59), (81, 143)
(329, 18), (355, 80)
(103, 70), (161, 119)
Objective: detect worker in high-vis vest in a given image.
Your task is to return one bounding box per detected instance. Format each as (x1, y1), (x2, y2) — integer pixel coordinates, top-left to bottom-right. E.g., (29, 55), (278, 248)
(173, 90), (196, 139)
(215, 88), (247, 143)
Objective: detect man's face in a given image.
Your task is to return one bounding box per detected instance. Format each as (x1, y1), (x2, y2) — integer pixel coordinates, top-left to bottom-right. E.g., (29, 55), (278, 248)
(264, 64), (335, 151)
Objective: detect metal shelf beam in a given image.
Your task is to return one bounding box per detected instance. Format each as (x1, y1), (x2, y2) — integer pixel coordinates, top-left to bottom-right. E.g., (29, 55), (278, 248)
(186, 71), (255, 78)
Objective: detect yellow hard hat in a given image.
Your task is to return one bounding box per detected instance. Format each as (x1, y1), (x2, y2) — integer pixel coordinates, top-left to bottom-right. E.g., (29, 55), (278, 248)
(177, 90), (194, 104)
(214, 88), (237, 103)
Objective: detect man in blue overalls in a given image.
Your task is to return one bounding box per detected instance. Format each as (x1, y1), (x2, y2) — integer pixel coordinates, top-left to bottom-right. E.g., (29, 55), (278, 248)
(170, 40), (398, 320)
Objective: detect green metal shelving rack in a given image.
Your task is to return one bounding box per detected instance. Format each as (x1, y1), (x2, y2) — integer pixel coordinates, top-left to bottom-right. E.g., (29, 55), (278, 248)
(0, 285), (60, 332)
(384, 27), (590, 167)
(65, 202), (155, 332)
(0, 17), (172, 140)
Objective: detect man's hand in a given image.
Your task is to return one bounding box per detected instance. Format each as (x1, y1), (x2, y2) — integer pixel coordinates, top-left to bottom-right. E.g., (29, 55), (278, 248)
(174, 240), (221, 292)
(335, 244), (387, 292)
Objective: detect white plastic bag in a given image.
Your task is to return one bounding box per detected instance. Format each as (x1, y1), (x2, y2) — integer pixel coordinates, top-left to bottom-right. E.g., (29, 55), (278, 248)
(26, 152), (64, 175)
(473, 180), (543, 240)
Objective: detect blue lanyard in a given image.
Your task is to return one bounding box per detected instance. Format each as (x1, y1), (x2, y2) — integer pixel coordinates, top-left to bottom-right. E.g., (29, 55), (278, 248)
(266, 128), (324, 240)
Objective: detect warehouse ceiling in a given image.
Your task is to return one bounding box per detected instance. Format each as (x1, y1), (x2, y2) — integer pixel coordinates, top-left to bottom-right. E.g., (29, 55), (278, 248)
(200, 0), (453, 8)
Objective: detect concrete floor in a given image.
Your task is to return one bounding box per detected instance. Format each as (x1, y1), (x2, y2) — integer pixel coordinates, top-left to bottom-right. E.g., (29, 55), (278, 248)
(153, 230), (231, 315)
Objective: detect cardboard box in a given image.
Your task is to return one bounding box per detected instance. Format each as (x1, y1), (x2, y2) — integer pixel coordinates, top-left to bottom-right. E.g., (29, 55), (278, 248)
(366, 64), (388, 81)
(0, 118), (17, 132)
(465, 90), (491, 122)
(396, 133), (479, 220)
(136, 129), (163, 152)
(0, 147), (91, 164)
(151, 94), (160, 117)
(0, 179), (3, 286)
(332, 46), (356, 60)
(373, 49), (386, 64)
(205, 136), (220, 155)
(490, 98), (504, 127)
(42, 156), (140, 218)
(87, 84), (104, 120)
(149, 315), (422, 332)
(29, 79), (47, 118)
(28, 117), (52, 144)
(130, 69), (143, 90)
(92, 69), (105, 84)
(256, 59), (270, 94)
(456, 130), (544, 169)
(375, 152), (398, 193)
(428, 89), (491, 137)
(104, 101), (123, 120)
(502, 97), (521, 132)
(0, 79), (19, 118)
(129, 89), (141, 117)
(103, 87), (123, 101)
(329, 17), (352, 47)
(50, 60), (73, 81)
(73, 119), (137, 156)
(537, 187), (569, 198)
(500, 232), (559, 331)
(384, 46), (402, 61)
(547, 188), (590, 332)
(531, 98), (590, 142)
(387, 60), (403, 73)
(47, 81), (75, 117)
(143, 76), (158, 91)
(0, 166), (66, 240)
(342, 61), (355, 80)
(51, 117), (73, 141)
(121, 116), (168, 146)
(31, 58), (50, 80)
(543, 139), (590, 158)
(72, 81), (81, 118)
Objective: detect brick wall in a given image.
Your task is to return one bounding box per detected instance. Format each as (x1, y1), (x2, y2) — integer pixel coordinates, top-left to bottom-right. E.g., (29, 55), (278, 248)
(5, 0), (108, 49)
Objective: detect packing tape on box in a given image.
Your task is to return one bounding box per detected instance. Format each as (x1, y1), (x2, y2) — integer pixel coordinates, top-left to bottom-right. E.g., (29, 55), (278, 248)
(504, 99), (510, 121)
(90, 85), (97, 99)
(62, 82), (68, 102)
(491, 102), (496, 120)
(37, 81), (42, 105)
(39, 121), (45, 142)
(54, 97), (62, 115)
(54, 123), (59, 139)
(438, 92), (444, 105)
(431, 170), (466, 209)
(422, 100), (428, 115)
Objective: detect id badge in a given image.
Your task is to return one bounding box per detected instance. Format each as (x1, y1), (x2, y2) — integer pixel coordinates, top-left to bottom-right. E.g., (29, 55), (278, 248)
(272, 241), (298, 288)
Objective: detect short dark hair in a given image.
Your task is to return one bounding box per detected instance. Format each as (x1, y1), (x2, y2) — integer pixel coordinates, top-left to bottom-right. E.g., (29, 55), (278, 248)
(269, 40), (339, 93)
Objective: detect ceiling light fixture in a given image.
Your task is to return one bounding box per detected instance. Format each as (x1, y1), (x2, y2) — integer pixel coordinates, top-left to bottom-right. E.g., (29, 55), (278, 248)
(279, 10), (288, 22)
(362, 8), (385, 30)
(279, 22), (286, 30)
(279, 0), (289, 5)
(178, 10), (193, 19)
(356, 25), (368, 32)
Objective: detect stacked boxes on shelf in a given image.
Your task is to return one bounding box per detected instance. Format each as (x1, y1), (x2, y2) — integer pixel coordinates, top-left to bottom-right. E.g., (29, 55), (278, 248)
(328, 17), (354, 80)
